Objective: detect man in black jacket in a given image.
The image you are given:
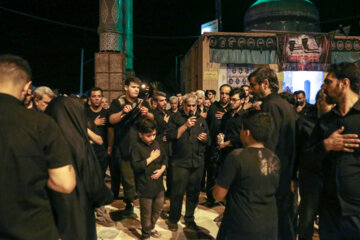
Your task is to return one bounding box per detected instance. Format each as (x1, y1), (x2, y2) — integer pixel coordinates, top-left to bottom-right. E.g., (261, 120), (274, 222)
(166, 94), (209, 231)
(249, 66), (297, 240)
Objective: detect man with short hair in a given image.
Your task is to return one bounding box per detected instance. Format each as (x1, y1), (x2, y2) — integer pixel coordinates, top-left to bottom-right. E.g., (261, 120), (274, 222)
(249, 66), (297, 240)
(304, 63), (360, 239)
(169, 96), (178, 114)
(204, 84), (232, 207)
(204, 98), (211, 108)
(152, 91), (170, 148)
(0, 54), (76, 239)
(167, 94), (209, 231)
(176, 93), (183, 108)
(297, 89), (335, 240)
(217, 88), (246, 154)
(196, 90), (208, 118)
(109, 77), (153, 215)
(294, 90), (316, 121)
(33, 86), (56, 112)
(206, 89), (216, 103)
(86, 87), (109, 177)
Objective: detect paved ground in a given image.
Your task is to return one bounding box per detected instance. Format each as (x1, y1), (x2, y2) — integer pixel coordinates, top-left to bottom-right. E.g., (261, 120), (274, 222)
(96, 192), (223, 240)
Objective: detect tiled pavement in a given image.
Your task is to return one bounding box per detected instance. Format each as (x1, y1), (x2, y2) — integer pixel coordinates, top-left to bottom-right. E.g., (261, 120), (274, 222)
(96, 192), (223, 240)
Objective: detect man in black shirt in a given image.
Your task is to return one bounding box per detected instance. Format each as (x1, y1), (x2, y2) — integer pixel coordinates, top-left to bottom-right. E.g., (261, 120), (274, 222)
(217, 88), (247, 155)
(196, 90), (209, 118)
(205, 84), (232, 206)
(304, 63), (360, 239)
(213, 110), (280, 240)
(109, 77), (153, 215)
(0, 55), (76, 239)
(151, 91), (172, 195)
(297, 89), (335, 240)
(167, 94), (209, 231)
(151, 91), (170, 147)
(86, 87), (109, 177)
(294, 90), (317, 122)
(249, 66), (297, 240)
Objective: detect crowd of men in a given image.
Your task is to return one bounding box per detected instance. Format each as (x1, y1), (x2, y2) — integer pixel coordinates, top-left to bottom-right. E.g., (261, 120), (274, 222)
(2, 53), (360, 240)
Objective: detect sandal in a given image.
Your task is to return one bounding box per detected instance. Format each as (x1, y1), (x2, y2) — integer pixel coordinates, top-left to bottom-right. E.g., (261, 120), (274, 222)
(150, 230), (161, 238)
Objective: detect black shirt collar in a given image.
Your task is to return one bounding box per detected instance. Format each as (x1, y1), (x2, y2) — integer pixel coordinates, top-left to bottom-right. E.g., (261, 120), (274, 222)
(332, 99), (360, 116)
(0, 93), (22, 106)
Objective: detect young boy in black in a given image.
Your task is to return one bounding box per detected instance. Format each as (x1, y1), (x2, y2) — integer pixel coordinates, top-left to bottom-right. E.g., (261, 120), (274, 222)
(131, 119), (167, 240)
(213, 110), (280, 240)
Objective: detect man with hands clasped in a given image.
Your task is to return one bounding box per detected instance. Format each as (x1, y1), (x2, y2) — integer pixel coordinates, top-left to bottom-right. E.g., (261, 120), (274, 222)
(166, 94), (209, 232)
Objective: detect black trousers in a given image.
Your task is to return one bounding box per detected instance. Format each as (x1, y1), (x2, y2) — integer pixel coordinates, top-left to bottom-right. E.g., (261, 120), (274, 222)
(276, 193), (296, 240)
(119, 159), (137, 203)
(169, 165), (204, 223)
(205, 147), (220, 203)
(319, 200), (360, 240)
(298, 190), (320, 240)
(109, 155), (121, 198)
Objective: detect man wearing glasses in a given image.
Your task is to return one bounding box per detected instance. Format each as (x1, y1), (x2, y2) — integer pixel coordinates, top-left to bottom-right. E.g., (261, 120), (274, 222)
(217, 88), (247, 154)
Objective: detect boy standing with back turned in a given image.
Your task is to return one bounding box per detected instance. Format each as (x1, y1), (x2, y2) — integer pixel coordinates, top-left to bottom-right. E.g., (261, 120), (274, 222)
(213, 110), (280, 240)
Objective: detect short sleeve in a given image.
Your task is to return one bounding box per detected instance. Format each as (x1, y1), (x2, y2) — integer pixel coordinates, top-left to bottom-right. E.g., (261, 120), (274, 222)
(41, 119), (73, 169)
(108, 99), (123, 115)
(216, 150), (241, 189)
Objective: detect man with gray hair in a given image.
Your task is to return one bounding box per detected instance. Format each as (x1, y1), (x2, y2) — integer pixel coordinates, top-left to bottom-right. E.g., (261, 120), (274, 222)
(166, 93), (209, 231)
(196, 90), (208, 118)
(34, 86), (56, 112)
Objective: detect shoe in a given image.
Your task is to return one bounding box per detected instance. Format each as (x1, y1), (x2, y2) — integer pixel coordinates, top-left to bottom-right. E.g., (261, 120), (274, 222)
(166, 220), (178, 232)
(122, 205), (134, 217)
(185, 221), (200, 231)
(150, 230), (161, 238)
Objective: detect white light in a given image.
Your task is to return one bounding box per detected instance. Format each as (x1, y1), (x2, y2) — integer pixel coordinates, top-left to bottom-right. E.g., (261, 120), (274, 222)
(283, 71), (324, 104)
(201, 27), (213, 34)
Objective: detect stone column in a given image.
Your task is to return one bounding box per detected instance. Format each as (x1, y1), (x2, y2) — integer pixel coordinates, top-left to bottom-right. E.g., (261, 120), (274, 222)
(96, 0), (125, 102)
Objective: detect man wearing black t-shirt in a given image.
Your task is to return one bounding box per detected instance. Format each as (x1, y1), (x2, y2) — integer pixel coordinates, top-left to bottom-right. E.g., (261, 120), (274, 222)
(249, 66), (297, 240)
(304, 63), (360, 239)
(214, 111), (280, 240)
(0, 55), (76, 240)
(86, 87), (109, 177)
(109, 77), (153, 215)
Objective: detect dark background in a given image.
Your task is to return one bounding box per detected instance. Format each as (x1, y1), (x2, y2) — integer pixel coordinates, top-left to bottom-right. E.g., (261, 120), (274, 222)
(0, 0), (359, 94)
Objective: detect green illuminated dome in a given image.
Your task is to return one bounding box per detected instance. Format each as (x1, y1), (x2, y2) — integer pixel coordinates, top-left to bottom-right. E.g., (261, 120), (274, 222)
(244, 0), (320, 32)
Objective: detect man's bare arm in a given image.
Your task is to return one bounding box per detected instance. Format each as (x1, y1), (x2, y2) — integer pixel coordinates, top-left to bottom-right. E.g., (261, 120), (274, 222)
(107, 127), (114, 154)
(48, 164), (76, 194)
(213, 184), (228, 202)
(87, 128), (103, 145)
(109, 111), (124, 125)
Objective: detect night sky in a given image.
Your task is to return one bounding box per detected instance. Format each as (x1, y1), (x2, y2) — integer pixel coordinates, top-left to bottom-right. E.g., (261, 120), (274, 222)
(0, 0), (359, 94)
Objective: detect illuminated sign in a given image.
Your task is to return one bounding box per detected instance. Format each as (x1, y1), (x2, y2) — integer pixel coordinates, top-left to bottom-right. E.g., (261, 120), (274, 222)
(201, 19), (219, 34)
